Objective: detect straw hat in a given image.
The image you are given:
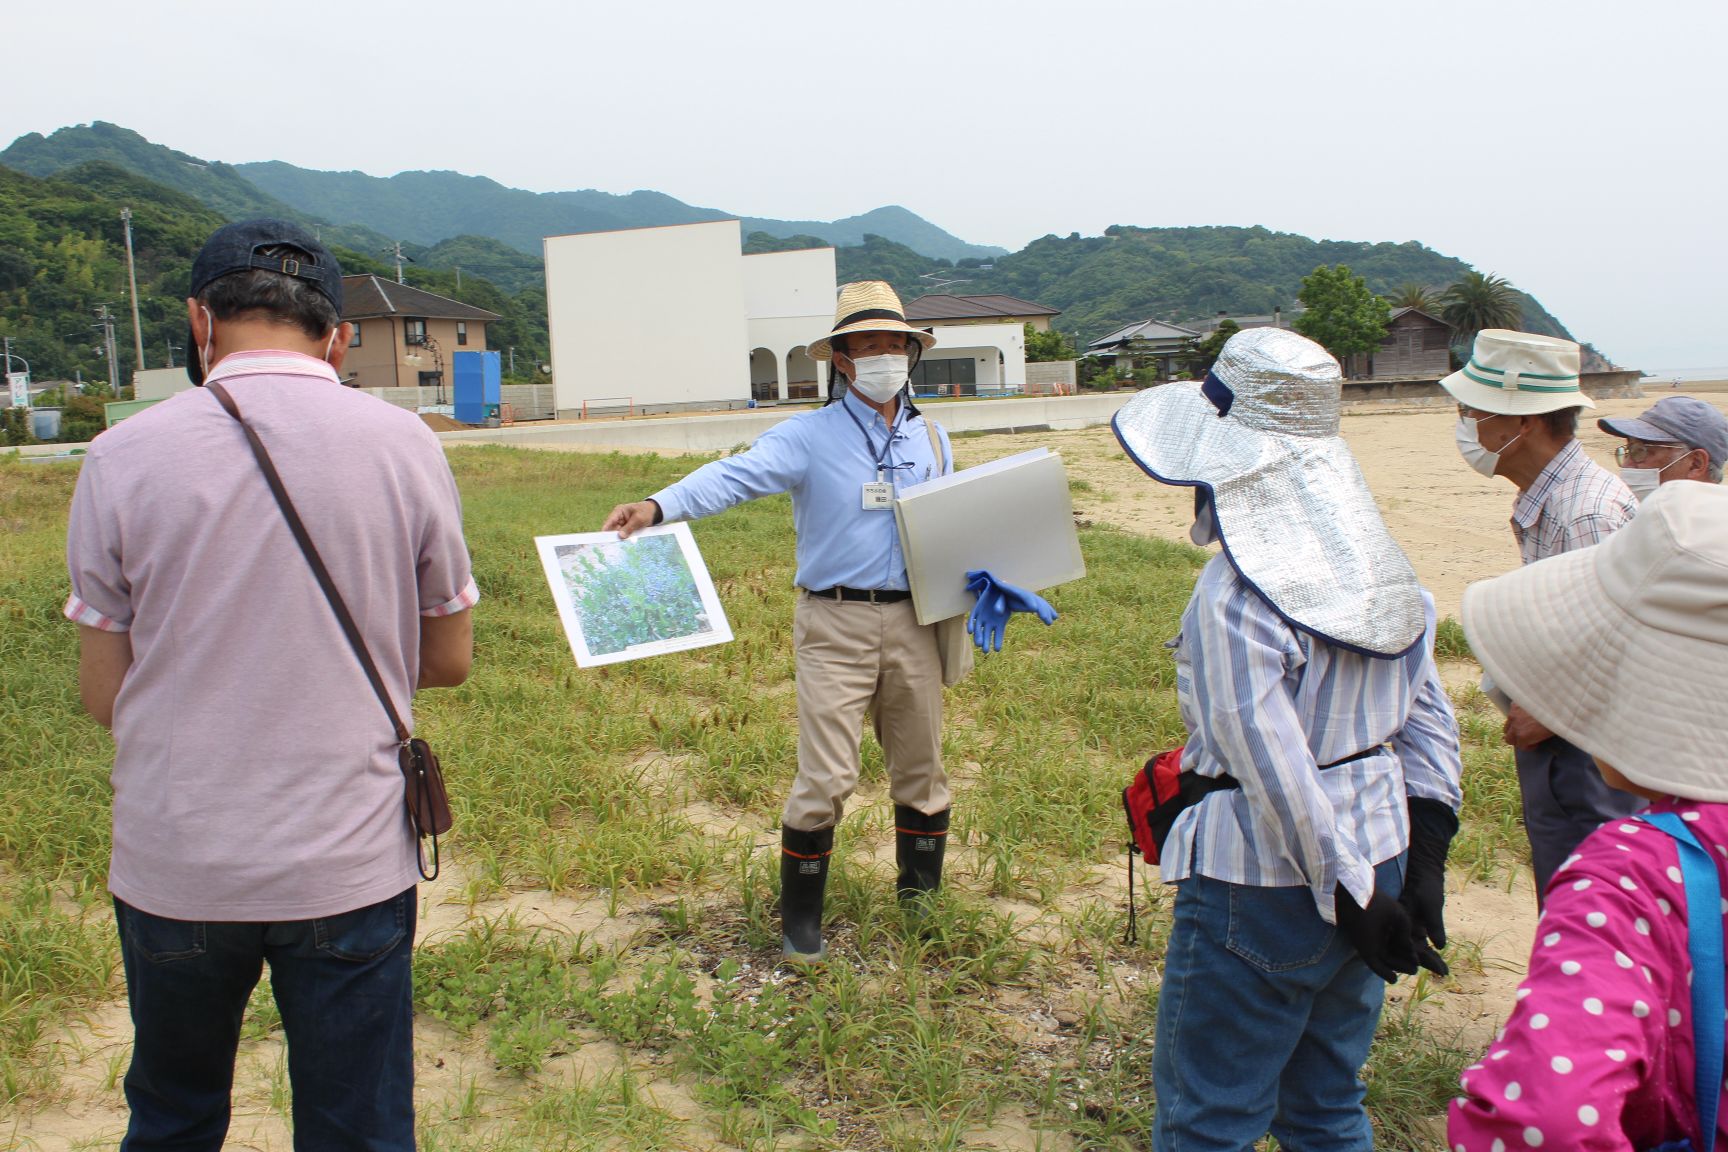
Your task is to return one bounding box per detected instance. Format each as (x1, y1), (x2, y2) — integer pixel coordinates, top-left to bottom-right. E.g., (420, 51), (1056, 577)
(1113, 327), (1424, 658)
(1440, 329), (1594, 416)
(808, 281), (937, 361)
(1461, 481), (1728, 801)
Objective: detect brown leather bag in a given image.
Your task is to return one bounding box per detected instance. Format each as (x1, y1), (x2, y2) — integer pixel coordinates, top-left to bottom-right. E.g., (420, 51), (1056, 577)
(208, 381), (453, 878)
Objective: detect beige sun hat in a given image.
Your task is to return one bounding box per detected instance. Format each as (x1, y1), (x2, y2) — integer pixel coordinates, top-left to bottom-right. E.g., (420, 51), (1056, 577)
(1113, 327), (1424, 658)
(1440, 329), (1594, 415)
(808, 281), (937, 361)
(1461, 481), (1728, 801)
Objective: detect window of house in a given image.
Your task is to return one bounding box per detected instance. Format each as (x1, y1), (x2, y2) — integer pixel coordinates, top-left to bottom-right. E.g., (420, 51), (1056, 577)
(456, 321), (468, 347)
(404, 318), (427, 346)
(349, 322), (362, 348)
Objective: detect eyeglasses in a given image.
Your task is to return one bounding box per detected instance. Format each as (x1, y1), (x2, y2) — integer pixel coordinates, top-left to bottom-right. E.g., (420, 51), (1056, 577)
(1457, 405), (1505, 422)
(1614, 441), (1691, 466)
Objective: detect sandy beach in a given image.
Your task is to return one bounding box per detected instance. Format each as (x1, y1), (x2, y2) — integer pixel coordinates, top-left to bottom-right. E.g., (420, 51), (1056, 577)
(951, 389), (1728, 622)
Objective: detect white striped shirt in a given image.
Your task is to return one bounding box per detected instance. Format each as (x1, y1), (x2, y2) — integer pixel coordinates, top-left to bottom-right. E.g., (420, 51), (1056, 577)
(1162, 554), (1463, 924)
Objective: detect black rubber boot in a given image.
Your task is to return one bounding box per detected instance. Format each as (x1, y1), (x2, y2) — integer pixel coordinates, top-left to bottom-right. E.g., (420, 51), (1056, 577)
(895, 804), (950, 903)
(779, 825), (834, 963)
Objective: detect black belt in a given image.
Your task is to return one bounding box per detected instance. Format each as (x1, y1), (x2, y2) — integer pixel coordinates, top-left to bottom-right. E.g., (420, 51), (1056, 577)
(804, 586), (912, 604)
(1191, 743), (1391, 799)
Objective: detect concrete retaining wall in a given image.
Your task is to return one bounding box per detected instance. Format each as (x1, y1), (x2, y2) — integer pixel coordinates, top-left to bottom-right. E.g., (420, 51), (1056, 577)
(1341, 370), (1643, 407)
(360, 384), (558, 421)
(438, 391), (1138, 454)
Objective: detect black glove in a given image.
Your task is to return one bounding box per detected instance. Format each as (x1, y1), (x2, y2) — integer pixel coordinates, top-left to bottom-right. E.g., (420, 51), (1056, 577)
(1401, 797), (1460, 978)
(1334, 885), (1421, 983)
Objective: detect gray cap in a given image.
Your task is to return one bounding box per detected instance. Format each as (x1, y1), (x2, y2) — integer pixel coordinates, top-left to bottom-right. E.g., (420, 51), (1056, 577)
(1598, 396), (1728, 471)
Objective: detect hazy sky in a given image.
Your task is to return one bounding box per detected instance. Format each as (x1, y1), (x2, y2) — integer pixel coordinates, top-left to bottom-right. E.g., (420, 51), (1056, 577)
(6, 0), (1724, 367)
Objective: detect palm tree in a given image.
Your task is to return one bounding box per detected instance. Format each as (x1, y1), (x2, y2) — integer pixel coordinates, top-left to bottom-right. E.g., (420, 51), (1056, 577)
(1439, 271), (1523, 359)
(1387, 282), (1438, 313)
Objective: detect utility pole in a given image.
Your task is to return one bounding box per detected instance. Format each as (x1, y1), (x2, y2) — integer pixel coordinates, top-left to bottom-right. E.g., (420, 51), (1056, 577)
(385, 241), (411, 284)
(95, 304), (121, 395)
(121, 207), (146, 371)
(508, 346), (515, 375)
(454, 266), (461, 290)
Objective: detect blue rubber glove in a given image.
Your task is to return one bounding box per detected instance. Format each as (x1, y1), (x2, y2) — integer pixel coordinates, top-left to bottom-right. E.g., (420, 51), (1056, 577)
(963, 570), (1058, 653)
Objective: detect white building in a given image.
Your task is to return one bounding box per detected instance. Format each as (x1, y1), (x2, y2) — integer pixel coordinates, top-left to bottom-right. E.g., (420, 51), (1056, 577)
(133, 366), (194, 401)
(544, 220), (835, 417)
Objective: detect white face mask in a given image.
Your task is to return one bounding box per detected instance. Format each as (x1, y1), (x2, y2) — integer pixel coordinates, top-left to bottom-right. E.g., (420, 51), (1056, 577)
(1455, 416), (1520, 479)
(198, 306), (216, 380)
(1620, 452), (1693, 502)
(848, 354), (909, 404)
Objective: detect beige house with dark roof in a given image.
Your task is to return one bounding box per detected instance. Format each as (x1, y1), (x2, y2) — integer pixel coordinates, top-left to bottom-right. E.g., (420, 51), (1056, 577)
(339, 275), (500, 392)
(904, 293), (1062, 333)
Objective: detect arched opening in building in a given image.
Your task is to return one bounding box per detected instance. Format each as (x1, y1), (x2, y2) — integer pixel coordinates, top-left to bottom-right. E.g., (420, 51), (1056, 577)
(785, 345), (819, 401)
(749, 347), (779, 403)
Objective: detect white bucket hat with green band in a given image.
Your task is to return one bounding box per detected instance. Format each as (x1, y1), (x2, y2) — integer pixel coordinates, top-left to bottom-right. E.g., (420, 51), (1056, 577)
(1440, 328), (1593, 415)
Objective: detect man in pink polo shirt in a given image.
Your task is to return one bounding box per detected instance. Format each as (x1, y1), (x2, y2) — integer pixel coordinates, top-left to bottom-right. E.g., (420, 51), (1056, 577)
(65, 220), (477, 1152)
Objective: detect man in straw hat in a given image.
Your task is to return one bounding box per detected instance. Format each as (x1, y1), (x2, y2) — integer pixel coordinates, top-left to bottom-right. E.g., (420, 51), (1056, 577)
(604, 281), (955, 963)
(1442, 329), (1642, 897)
(1113, 327), (1463, 1151)
(1598, 394), (1728, 500)
(1449, 480), (1728, 1150)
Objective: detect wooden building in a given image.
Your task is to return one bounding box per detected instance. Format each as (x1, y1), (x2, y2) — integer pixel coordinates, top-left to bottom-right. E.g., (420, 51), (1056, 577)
(1367, 307), (1453, 379)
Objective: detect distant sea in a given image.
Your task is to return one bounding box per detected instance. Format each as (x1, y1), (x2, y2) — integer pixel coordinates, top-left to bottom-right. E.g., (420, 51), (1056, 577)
(1640, 366), (1728, 383)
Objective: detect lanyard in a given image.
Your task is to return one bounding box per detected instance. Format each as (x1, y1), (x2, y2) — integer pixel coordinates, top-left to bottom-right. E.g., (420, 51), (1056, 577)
(842, 394), (902, 479)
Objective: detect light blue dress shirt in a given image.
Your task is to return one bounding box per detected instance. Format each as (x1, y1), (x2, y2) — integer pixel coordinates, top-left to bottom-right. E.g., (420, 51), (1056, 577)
(1164, 553), (1464, 924)
(650, 391), (953, 591)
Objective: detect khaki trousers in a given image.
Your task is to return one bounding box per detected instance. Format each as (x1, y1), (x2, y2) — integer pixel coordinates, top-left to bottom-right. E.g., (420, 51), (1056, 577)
(781, 593), (949, 832)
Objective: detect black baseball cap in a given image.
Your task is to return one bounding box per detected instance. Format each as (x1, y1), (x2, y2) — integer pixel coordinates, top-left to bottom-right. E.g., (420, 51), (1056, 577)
(189, 219), (344, 313)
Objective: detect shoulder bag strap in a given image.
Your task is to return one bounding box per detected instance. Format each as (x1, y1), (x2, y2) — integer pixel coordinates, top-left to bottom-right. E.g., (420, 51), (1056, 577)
(1640, 810), (1724, 1152)
(206, 381), (412, 747)
(923, 415), (949, 477)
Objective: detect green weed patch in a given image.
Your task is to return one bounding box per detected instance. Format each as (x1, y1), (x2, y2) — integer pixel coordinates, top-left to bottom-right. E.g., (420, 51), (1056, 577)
(0, 446), (1526, 1146)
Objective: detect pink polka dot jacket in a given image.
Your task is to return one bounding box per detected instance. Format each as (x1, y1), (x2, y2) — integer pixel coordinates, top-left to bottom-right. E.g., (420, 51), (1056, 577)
(1449, 797), (1728, 1150)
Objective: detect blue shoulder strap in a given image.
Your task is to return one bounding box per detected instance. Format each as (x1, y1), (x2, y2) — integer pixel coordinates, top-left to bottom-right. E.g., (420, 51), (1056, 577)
(1640, 811), (1725, 1152)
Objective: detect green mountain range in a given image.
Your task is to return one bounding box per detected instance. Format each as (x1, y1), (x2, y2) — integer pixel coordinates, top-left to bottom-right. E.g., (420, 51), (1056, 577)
(238, 159), (1010, 264)
(939, 225), (1572, 344)
(0, 160), (548, 392)
(2, 124), (1004, 264)
(0, 122), (1596, 388)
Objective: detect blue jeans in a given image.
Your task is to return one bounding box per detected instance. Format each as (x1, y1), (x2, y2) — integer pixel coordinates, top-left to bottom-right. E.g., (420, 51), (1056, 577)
(114, 887), (417, 1152)
(1153, 857), (1404, 1152)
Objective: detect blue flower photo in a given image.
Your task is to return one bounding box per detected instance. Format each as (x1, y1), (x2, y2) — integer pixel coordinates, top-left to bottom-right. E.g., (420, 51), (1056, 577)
(557, 534), (713, 657)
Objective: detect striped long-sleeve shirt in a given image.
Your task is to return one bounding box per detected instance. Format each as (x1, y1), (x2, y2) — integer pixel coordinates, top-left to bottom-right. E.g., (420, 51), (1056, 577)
(1162, 554), (1464, 923)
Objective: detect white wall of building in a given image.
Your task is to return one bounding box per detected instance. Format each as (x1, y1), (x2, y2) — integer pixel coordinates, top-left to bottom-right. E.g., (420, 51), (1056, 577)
(133, 366), (193, 401)
(545, 220), (750, 415)
(742, 248), (835, 401)
(924, 321), (1026, 391)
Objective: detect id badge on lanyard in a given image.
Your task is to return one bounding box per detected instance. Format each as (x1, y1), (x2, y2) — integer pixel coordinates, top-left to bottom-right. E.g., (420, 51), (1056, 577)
(846, 399), (900, 511)
(862, 474), (894, 510)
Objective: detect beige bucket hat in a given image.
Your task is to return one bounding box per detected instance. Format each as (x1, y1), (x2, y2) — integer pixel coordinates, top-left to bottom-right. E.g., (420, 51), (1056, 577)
(1113, 327), (1425, 658)
(1440, 329), (1594, 415)
(809, 281), (937, 361)
(1462, 481), (1728, 801)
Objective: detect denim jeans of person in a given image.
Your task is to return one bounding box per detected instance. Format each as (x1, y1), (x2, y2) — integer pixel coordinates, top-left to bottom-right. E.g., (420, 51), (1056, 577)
(1153, 856), (1405, 1152)
(114, 887), (416, 1152)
